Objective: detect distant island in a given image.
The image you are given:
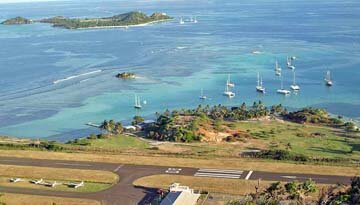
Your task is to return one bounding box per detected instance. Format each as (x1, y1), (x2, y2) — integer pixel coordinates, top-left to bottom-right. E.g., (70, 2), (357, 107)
(116, 72), (136, 79)
(1, 16), (32, 25)
(1, 11), (172, 29)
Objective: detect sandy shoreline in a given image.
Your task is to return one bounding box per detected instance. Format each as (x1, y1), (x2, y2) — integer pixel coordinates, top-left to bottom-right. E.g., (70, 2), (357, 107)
(74, 19), (172, 30)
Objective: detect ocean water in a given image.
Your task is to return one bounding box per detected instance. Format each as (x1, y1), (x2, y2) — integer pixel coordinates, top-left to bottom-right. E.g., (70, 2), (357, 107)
(0, 0), (359, 140)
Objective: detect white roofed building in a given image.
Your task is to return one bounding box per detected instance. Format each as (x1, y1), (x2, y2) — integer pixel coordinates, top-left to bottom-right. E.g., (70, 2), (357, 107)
(160, 183), (200, 205)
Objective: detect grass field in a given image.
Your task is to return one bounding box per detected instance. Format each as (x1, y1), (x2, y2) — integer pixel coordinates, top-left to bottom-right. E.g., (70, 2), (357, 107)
(133, 174), (274, 195)
(88, 135), (149, 150)
(0, 150), (359, 176)
(0, 164), (118, 184)
(0, 164), (117, 192)
(0, 177), (112, 193)
(229, 120), (360, 160)
(0, 193), (100, 205)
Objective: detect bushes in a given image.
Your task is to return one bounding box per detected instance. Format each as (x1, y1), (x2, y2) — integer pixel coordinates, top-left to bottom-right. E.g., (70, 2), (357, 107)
(255, 149), (309, 162)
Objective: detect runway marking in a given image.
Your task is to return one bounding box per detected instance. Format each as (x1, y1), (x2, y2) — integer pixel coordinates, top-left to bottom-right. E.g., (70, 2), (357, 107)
(194, 173), (241, 179)
(165, 168), (182, 174)
(114, 165), (124, 172)
(281, 176), (297, 179)
(55, 163), (92, 167)
(245, 171), (253, 180)
(195, 168), (243, 179)
(198, 168), (243, 174)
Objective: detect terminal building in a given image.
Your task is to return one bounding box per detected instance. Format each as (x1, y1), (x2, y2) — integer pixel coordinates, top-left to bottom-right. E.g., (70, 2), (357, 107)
(160, 183), (200, 205)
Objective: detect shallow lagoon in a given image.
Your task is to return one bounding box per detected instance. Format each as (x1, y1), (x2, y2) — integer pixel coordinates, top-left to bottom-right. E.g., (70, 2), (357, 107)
(0, 0), (359, 140)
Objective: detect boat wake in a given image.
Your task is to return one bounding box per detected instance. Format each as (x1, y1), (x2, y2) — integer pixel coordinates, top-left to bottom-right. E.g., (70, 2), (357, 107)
(53, 70), (102, 84)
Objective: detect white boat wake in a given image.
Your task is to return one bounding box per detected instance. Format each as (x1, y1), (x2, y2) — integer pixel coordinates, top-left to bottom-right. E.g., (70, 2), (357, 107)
(53, 70), (102, 84)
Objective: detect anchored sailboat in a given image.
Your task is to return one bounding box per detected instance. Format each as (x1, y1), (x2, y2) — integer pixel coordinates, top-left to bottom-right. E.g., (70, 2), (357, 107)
(277, 77), (291, 95)
(223, 85), (235, 98)
(256, 72), (265, 93)
(287, 56), (295, 70)
(226, 74), (235, 87)
(193, 16), (198, 23)
(290, 70), (300, 91)
(199, 88), (207, 100)
(275, 60), (282, 76)
(134, 95), (142, 109)
(179, 17), (184, 24)
(325, 70), (333, 86)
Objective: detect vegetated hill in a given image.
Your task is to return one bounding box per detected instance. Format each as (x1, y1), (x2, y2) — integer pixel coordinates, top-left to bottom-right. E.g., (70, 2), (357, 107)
(40, 11), (172, 29)
(1, 16), (32, 25)
(284, 107), (343, 125)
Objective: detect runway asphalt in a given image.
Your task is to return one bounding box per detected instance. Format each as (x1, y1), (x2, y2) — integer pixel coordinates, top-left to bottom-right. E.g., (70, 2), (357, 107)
(0, 156), (353, 205)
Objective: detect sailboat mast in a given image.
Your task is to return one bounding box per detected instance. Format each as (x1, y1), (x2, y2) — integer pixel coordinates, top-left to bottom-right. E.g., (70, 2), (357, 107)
(257, 72), (260, 86)
(260, 76), (263, 87)
(281, 77), (283, 89)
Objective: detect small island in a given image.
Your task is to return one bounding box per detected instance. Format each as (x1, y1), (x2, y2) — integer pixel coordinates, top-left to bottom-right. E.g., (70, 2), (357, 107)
(116, 72), (136, 79)
(2, 11), (172, 29)
(1, 16), (32, 25)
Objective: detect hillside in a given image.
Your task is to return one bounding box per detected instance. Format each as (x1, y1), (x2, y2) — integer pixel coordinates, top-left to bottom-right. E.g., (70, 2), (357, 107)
(1, 17), (32, 25)
(40, 11), (172, 29)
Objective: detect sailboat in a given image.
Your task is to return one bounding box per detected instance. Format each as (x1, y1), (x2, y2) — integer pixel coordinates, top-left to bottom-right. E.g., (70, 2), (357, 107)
(277, 77), (291, 95)
(199, 88), (207, 100)
(275, 60), (282, 76)
(226, 74), (235, 87)
(193, 16), (198, 23)
(190, 17), (194, 22)
(223, 85), (235, 98)
(179, 17), (185, 24)
(287, 56), (295, 70)
(256, 72), (265, 93)
(134, 95), (142, 109)
(324, 70), (333, 86)
(290, 70), (300, 90)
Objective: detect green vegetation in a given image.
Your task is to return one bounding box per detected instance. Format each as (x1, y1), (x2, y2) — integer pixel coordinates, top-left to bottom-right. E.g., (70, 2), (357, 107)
(1, 16), (32, 25)
(39, 11), (172, 29)
(116, 72), (136, 79)
(227, 177), (360, 205)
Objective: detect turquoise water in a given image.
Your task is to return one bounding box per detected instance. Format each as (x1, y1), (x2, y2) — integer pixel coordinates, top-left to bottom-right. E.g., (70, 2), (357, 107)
(0, 0), (359, 140)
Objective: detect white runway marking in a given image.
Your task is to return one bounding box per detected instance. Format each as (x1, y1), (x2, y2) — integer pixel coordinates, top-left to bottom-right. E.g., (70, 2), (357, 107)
(195, 168), (243, 179)
(114, 165), (124, 172)
(281, 176), (297, 179)
(245, 171), (253, 180)
(194, 173), (241, 179)
(165, 168), (182, 174)
(55, 163), (92, 167)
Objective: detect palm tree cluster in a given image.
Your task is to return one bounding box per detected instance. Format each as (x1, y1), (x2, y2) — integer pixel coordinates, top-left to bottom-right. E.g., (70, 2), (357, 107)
(99, 120), (124, 135)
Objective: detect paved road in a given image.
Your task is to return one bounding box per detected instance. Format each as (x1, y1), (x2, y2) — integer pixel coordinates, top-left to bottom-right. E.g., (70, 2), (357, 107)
(0, 156), (353, 205)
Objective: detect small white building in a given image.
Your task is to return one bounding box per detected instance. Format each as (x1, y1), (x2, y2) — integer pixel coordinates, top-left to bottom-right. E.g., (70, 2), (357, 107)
(123, 125), (136, 131)
(160, 183), (200, 205)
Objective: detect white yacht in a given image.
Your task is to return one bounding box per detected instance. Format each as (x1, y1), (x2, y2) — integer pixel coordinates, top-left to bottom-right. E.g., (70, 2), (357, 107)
(275, 60), (282, 76)
(256, 72), (265, 93)
(287, 56), (295, 70)
(179, 17), (185, 24)
(199, 88), (207, 100)
(134, 95), (142, 109)
(226, 74), (235, 87)
(277, 77), (291, 95)
(193, 16), (198, 23)
(325, 70), (333, 86)
(290, 70), (300, 91)
(223, 85), (235, 98)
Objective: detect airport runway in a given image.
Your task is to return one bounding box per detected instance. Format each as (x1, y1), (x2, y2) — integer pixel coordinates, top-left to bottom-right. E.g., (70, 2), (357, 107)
(0, 156), (353, 205)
